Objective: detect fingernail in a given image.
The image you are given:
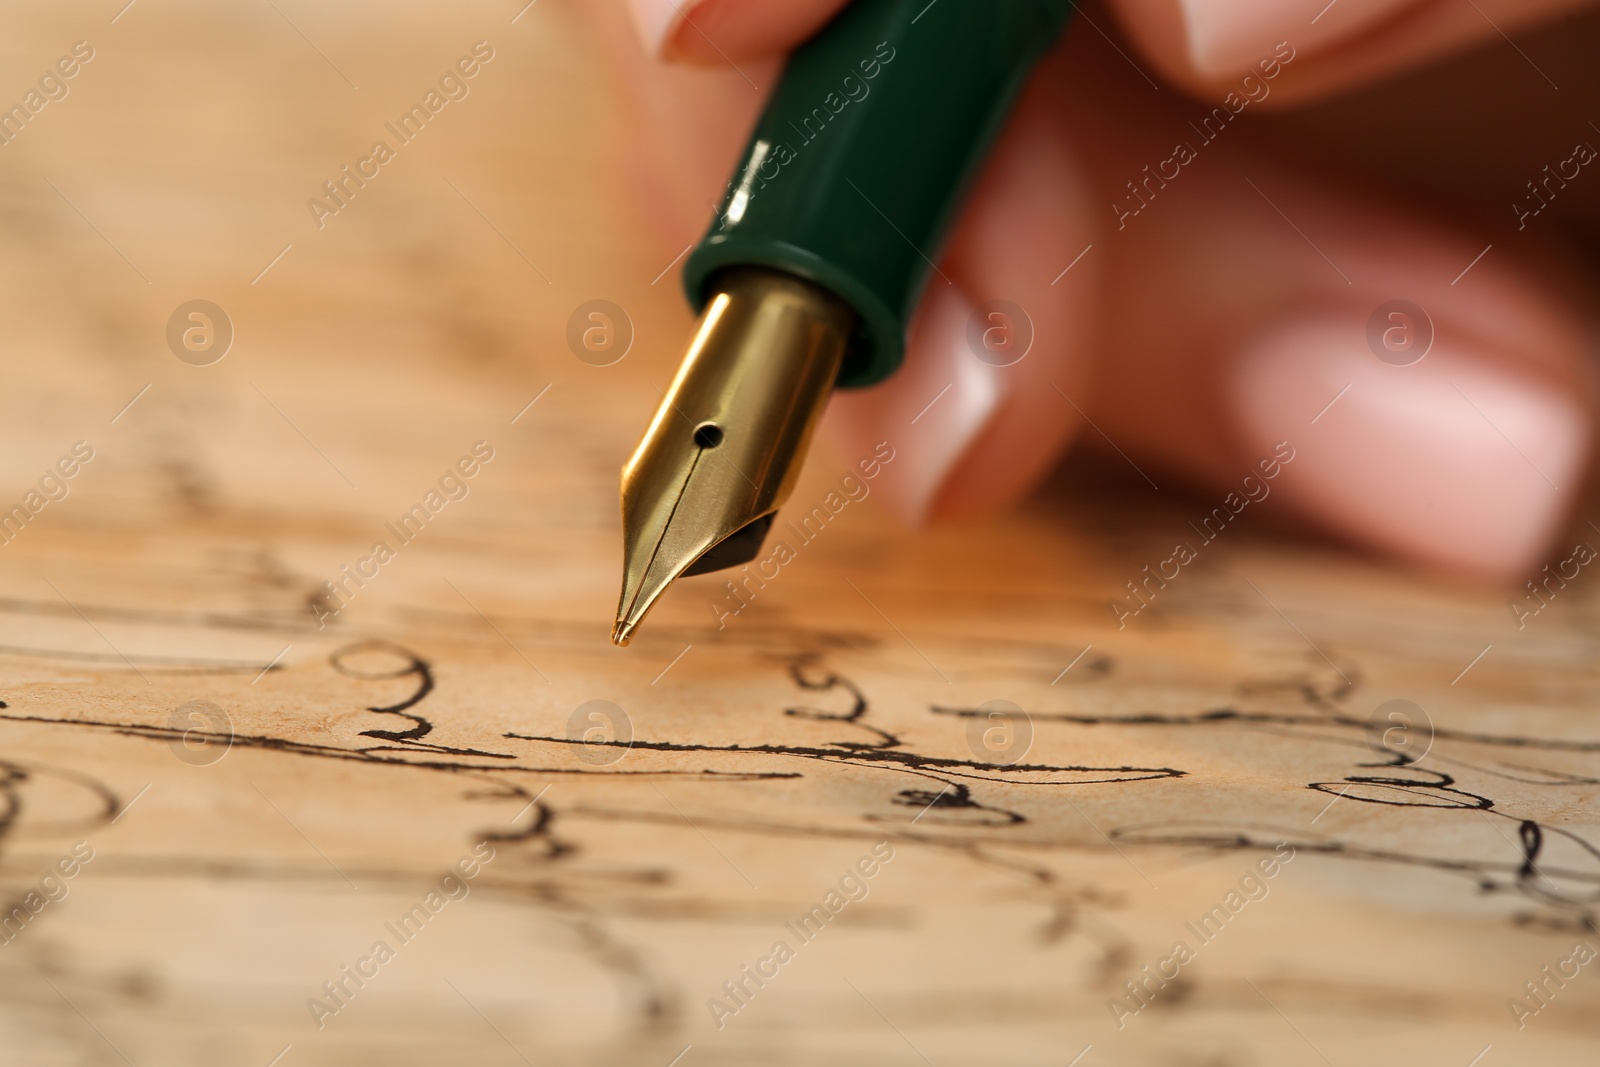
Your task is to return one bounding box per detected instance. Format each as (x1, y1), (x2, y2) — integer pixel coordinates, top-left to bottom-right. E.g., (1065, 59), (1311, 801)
(1229, 315), (1588, 579)
(1176, 0), (1411, 78)
(823, 285), (1006, 525)
(626, 0), (696, 58)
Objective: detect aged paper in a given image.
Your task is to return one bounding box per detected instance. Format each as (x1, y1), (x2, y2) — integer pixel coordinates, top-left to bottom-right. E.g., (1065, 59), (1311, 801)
(0, 2), (1596, 1065)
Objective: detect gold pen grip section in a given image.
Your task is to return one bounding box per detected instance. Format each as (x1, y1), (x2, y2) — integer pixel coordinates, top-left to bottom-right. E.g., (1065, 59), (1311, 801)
(614, 268), (855, 645)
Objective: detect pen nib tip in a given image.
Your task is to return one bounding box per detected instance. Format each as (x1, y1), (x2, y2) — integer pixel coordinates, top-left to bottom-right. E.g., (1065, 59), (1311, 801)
(611, 268), (854, 648)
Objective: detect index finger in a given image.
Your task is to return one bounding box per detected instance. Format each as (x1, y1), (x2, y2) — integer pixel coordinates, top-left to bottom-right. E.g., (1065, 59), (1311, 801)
(628, 0), (854, 61)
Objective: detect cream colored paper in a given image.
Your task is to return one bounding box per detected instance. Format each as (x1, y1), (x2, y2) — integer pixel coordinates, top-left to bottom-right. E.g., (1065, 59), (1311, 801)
(0, 3), (1595, 1064)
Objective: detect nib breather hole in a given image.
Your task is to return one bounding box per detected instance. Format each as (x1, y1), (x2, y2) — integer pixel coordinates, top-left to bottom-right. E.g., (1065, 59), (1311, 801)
(693, 423), (724, 449)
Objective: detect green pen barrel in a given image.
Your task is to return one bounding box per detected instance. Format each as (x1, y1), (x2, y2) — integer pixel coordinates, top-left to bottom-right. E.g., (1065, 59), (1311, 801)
(682, 0), (1074, 388)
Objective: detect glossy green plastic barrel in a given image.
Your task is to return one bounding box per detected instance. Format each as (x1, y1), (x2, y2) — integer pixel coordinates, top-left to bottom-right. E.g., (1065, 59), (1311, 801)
(682, 0), (1074, 387)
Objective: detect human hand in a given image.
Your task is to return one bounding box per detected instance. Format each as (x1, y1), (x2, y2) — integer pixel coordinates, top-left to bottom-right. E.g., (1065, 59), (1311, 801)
(610, 0), (1600, 581)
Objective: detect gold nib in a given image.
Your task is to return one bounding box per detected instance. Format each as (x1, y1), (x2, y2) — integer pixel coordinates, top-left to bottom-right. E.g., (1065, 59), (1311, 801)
(613, 268), (855, 646)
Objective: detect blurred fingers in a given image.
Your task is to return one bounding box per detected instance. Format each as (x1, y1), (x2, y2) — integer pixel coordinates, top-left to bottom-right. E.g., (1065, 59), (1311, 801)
(821, 77), (1103, 523)
(626, 0), (853, 61)
(1105, 0), (1596, 105)
(1074, 126), (1597, 579)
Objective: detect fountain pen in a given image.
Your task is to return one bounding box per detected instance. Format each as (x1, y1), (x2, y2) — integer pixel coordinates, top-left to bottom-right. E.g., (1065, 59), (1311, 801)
(613, 0), (1073, 645)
